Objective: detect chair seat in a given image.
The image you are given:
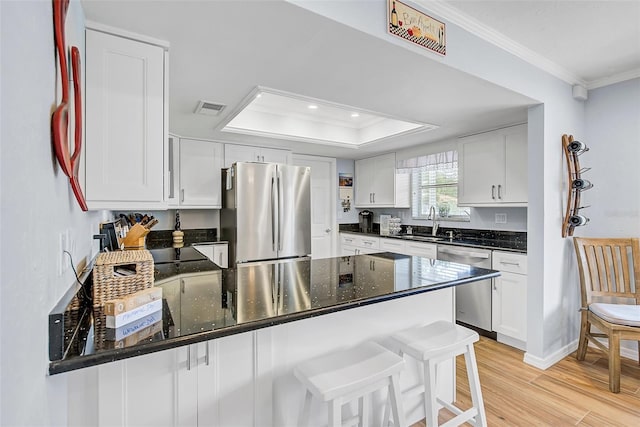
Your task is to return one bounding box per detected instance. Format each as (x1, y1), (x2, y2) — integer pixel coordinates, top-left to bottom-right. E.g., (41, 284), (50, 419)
(389, 320), (479, 361)
(293, 341), (404, 402)
(590, 303), (640, 327)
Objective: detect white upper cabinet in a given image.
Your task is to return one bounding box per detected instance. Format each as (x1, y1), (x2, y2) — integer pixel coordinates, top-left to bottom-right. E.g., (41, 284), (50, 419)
(354, 153), (398, 207)
(85, 28), (167, 210)
(457, 124), (527, 206)
(168, 137), (223, 208)
(223, 143), (291, 168)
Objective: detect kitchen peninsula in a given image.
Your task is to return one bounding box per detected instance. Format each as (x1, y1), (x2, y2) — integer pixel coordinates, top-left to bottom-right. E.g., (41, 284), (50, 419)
(51, 251), (498, 426)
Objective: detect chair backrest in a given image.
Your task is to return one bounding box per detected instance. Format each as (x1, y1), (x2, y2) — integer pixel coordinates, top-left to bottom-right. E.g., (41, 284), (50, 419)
(573, 237), (640, 307)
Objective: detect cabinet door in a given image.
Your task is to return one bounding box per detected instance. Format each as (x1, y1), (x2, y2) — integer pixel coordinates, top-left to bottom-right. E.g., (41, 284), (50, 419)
(502, 125), (528, 203)
(357, 235), (380, 254)
(354, 157), (373, 206)
(180, 272), (223, 335)
(404, 242), (437, 258)
(341, 245), (358, 256)
(355, 154), (397, 207)
(260, 147), (291, 165)
(354, 256), (396, 297)
(166, 135), (180, 206)
(224, 144), (257, 167)
(96, 346), (197, 427)
(492, 272), (527, 341)
(180, 139), (223, 207)
(156, 277), (182, 334)
(192, 244), (214, 261)
(85, 30), (165, 207)
(457, 132), (504, 205)
(380, 238), (407, 254)
(213, 244), (228, 268)
(371, 153), (396, 205)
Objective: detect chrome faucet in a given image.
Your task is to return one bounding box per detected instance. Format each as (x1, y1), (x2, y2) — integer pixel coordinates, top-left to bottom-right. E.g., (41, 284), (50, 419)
(429, 206), (439, 236)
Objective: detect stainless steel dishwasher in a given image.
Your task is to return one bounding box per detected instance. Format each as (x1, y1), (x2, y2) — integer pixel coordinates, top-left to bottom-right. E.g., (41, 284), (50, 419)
(437, 245), (493, 333)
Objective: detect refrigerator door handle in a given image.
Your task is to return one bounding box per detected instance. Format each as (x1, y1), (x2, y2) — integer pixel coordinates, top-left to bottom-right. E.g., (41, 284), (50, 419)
(277, 172), (283, 252)
(271, 176), (276, 251)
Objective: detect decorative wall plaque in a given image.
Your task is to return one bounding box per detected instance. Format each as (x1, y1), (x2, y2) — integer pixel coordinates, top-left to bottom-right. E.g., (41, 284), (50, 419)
(387, 0), (446, 56)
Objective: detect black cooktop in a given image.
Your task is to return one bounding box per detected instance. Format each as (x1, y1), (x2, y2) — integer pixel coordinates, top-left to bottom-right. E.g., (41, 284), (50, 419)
(149, 247), (208, 264)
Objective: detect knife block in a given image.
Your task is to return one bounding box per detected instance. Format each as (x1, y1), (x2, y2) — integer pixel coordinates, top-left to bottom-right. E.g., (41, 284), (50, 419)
(121, 223), (150, 250)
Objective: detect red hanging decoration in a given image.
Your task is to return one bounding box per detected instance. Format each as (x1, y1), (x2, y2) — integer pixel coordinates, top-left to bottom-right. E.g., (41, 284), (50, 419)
(52, 0), (87, 211)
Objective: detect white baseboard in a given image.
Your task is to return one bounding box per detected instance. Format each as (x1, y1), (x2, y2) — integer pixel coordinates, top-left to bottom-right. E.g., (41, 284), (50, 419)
(523, 340), (579, 370)
(496, 333), (526, 351)
(524, 339), (640, 369)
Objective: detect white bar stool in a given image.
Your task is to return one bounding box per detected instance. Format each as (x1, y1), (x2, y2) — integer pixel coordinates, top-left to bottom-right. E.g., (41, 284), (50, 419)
(294, 341), (407, 427)
(387, 321), (487, 427)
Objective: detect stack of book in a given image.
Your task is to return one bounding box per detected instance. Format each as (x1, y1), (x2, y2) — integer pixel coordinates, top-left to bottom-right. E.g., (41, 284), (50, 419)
(103, 287), (163, 348)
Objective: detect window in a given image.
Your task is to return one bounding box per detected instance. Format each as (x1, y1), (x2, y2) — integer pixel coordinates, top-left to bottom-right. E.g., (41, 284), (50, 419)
(407, 150), (470, 221)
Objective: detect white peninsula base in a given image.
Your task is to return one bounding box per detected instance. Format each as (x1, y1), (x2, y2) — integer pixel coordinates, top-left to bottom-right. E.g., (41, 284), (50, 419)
(67, 287), (455, 427)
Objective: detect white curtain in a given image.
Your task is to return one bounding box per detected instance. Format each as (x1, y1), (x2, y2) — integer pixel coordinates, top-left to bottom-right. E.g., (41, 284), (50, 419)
(397, 150), (458, 172)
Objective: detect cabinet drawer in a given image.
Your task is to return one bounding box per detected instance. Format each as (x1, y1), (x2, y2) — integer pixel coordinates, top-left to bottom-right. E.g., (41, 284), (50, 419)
(356, 236), (380, 250)
(405, 242), (437, 258)
(380, 238), (406, 253)
(492, 251), (527, 274)
(340, 233), (359, 246)
(340, 233), (380, 253)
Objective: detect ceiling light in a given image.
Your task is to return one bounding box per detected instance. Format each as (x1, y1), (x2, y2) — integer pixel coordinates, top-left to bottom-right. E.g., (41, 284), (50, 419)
(220, 87), (438, 148)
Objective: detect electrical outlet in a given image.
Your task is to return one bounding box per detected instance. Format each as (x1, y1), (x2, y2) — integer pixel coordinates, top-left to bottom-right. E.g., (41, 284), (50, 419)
(495, 213), (507, 224)
(58, 231), (68, 277)
(68, 230), (76, 267)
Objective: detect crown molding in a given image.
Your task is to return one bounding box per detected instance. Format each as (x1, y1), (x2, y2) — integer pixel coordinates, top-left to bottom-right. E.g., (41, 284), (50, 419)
(587, 68), (640, 90)
(415, 0), (586, 87)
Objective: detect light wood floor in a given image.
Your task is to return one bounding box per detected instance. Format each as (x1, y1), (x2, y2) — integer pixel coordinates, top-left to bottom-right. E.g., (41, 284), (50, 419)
(411, 337), (640, 426)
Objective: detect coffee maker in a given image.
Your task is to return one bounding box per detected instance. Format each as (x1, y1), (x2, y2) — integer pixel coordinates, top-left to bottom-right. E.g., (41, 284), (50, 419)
(359, 210), (374, 233)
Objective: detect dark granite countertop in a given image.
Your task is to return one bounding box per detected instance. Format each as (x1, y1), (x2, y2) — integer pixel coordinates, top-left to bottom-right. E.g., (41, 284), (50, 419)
(48, 251), (499, 375)
(339, 225), (527, 253)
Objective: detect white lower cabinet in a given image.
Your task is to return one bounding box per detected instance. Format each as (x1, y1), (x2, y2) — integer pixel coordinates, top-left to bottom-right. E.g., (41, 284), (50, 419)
(193, 243), (229, 268)
(403, 241), (437, 259)
(379, 237), (406, 254)
(492, 251), (528, 349)
(69, 332), (268, 427)
(340, 232), (381, 255)
(67, 289), (457, 427)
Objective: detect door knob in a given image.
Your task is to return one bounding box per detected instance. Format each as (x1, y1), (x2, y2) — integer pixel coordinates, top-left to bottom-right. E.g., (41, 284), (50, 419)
(325, 228), (332, 233)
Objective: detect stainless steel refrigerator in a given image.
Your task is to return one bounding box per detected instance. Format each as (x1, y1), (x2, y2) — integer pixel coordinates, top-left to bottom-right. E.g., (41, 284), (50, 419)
(221, 162), (311, 264)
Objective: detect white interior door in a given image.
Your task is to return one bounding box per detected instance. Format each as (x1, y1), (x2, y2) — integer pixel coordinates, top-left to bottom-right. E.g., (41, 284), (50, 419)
(292, 155), (337, 259)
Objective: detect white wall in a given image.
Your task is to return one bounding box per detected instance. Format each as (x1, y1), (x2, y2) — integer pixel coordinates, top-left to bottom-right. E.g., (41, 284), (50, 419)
(581, 78), (640, 238)
(369, 206), (527, 232)
(336, 158), (359, 224)
(118, 209), (220, 231)
(289, 0), (586, 366)
(0, 1), (108, 425)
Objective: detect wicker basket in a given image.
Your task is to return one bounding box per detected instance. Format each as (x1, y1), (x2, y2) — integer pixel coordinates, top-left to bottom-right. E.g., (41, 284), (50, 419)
(92, 250), (154, 308)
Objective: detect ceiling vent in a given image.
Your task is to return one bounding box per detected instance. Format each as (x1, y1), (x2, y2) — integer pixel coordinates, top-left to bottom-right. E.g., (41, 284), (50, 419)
(195, 100), (226, 116)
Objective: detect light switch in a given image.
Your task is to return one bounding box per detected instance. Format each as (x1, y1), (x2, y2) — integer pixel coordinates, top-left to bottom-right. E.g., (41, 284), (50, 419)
(495, 213), (507, 224)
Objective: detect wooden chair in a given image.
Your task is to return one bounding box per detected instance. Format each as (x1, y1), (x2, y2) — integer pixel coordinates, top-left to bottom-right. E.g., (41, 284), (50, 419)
(573, 237), (640, 393)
